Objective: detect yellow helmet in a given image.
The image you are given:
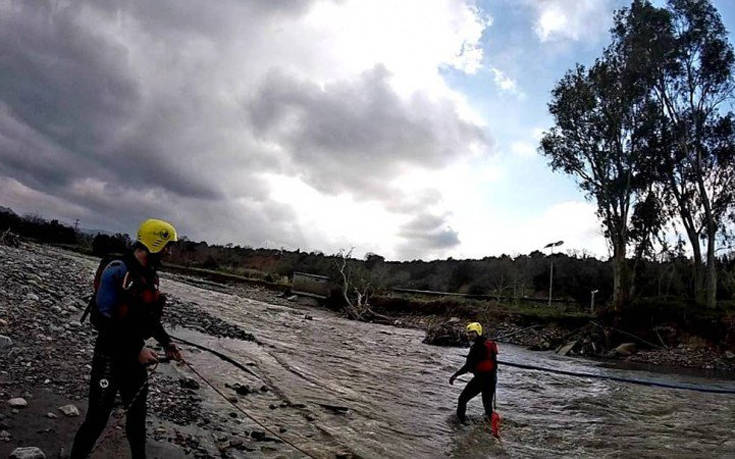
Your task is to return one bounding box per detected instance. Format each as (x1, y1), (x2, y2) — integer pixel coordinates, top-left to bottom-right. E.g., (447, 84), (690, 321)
(466, 322), (483, 336)
(136, 218), (177, 253)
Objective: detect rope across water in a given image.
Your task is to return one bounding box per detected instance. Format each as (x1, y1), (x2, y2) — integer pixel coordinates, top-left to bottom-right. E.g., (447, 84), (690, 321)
(497, 359), (735, 394)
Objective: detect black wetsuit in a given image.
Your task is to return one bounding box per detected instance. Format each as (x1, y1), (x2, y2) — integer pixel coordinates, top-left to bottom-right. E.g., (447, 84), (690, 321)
(452, 336), (498, 423)
(71, 254), (171, 459)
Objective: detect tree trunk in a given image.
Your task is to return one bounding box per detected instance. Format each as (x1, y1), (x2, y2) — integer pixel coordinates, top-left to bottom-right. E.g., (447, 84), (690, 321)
(705, 230), (718, 309)
(612, 241), (628, 311)
(679, 219), (705, 304)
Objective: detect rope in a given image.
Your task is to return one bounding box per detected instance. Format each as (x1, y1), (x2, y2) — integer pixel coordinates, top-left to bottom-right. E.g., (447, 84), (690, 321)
(171, 335), (259, 378)
(498, 359), (735, 394)
(181, 359), (319, 459)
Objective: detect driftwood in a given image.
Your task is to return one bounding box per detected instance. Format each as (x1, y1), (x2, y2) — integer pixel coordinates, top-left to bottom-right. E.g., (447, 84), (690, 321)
(334, 248), (391, 324)
(591, 321), (664, 349)
(492, 324), (543, 342)
(423, 319), (468, 346)
(0, 228), (20, 247)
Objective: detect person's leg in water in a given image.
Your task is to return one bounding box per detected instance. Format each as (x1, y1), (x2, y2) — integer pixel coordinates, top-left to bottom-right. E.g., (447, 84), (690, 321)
(70, 351), (118, 458)
(479, 372), (497, 419)
(119, 363), (148, 459)
(457, 376), (483, 424)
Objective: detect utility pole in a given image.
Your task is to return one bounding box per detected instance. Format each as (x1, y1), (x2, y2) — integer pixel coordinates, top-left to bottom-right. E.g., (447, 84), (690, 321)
(543, 240), (564, 307)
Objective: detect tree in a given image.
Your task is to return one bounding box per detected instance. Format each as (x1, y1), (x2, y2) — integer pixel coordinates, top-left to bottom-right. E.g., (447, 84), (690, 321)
(540, 51), (662, 309)
(334, 249), (376, 320)
(613, 0), (735, 307)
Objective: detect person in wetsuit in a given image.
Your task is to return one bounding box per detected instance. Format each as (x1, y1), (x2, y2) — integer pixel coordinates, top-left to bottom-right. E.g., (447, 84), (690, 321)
(71, 219), (182, 459)
(449, 322), (498, 424)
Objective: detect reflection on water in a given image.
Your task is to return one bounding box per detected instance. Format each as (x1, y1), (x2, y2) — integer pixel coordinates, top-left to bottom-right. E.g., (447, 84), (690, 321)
(164, 279), (735, 458)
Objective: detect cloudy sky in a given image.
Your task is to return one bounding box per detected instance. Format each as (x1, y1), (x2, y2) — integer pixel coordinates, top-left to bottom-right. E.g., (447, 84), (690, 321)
(2, 0), (735, 261)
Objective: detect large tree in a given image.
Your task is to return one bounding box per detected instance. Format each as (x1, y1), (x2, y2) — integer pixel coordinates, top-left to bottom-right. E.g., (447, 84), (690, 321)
(540, 50), (663, 309)
(612, 0), (735, 307)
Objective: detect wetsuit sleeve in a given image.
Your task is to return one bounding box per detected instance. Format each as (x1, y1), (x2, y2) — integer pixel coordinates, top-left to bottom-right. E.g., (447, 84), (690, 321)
(149, 295), (172, 347)
(453, 342), (483, 377)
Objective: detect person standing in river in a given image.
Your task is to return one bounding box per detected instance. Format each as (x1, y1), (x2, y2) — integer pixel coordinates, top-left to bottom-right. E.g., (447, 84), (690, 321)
(70, 219), (182, 459)
(449, 322), (498, 424)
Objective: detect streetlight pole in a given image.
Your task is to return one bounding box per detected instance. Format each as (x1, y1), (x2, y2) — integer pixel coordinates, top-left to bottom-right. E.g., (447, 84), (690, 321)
(590, 289), (599, 314)
(543, 240), (564, 307)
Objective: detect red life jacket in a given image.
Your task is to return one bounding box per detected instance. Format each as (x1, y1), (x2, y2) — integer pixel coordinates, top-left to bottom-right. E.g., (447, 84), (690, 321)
(475, 340), (499, 373)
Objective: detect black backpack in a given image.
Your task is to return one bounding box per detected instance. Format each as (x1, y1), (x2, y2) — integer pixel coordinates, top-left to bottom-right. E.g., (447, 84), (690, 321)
(79, 254), (126, 329)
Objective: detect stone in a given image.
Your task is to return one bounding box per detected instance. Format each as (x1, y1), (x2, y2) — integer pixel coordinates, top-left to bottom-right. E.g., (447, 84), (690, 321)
(8, 397), (28, 408)
(26, 293), (40, 301)
(235, 384), (251, 395)
(0, 430), (11, 441)
(10, 447), (46, 459)
(179, 377), (200, 390)
(614, 342), (638, 356)
(46, 412), (58, 419)
(0, 335), (12, 348)
(0, 318), (8, 326)
(557, 341), (577, 356)
(725, 350), (735, 360)
(58, 404), (80, 417)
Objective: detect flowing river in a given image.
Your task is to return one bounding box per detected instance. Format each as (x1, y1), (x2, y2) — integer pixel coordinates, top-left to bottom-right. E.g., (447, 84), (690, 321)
(163, 277), (735, 458)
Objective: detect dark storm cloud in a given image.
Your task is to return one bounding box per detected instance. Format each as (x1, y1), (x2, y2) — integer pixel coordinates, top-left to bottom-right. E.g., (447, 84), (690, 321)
(0, 1), (224, 199)
(248, 65), (486, 199)
(0, 0), (486, 259)
(397, 212), (460, 259)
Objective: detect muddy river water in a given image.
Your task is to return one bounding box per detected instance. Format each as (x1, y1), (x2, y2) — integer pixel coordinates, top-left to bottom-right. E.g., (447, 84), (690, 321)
(164, 278), (735, 458)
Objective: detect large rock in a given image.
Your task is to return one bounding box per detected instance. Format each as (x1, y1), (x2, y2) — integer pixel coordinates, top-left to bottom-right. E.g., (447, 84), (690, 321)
(58, 404), (80, 417)
(614, 342), (638, 356)
(423, 319), (468, 346)
(8, 397), (28, 407)
(10, 447), (46, 459)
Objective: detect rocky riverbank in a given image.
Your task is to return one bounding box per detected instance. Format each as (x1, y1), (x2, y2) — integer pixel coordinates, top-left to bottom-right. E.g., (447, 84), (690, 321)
(0, 242), (327, 458)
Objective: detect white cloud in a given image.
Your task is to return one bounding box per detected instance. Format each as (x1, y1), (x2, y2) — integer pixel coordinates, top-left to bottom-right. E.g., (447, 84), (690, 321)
(511, 141), (536, 158)
(532, 0), (612, 43)
(490, 67), (525, 98)
(446, 198), (608, 260)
